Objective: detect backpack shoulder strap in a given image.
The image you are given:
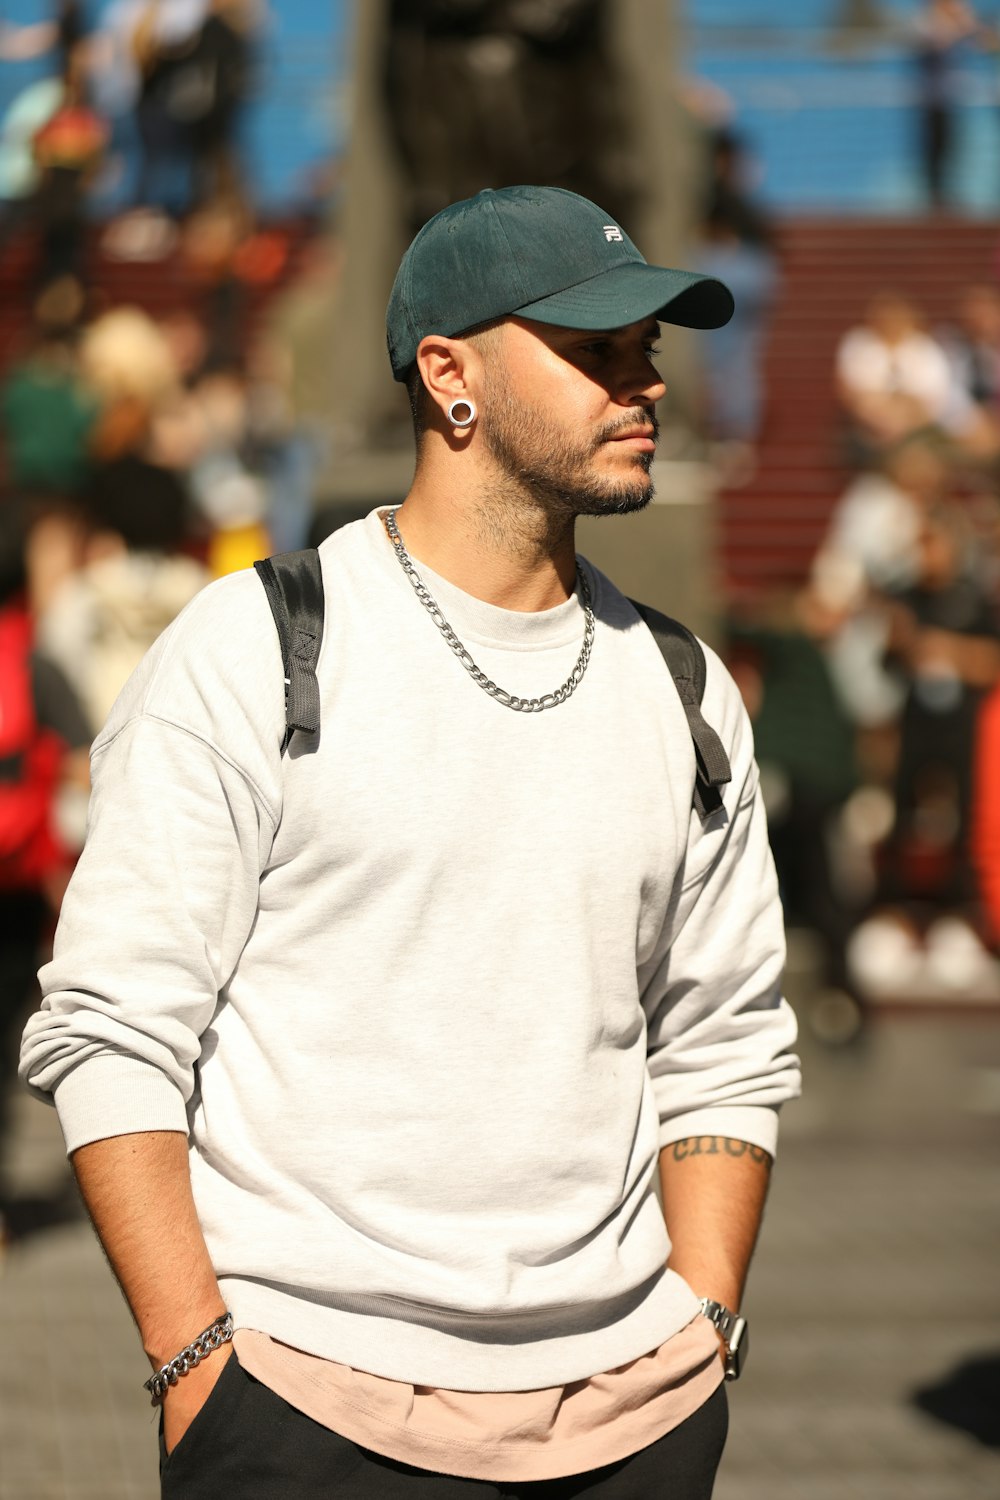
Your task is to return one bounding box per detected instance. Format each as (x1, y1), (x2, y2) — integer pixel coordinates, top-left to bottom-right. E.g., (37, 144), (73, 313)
(629, 599), (732, 819)
(254, 548), (325, 748)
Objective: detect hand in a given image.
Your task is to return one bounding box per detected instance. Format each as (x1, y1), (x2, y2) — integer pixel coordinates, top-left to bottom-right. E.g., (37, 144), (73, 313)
(160, 1343), (234, 1457)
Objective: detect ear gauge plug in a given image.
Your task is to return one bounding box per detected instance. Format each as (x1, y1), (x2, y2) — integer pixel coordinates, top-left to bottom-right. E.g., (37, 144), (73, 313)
(447, 399), (477, 427)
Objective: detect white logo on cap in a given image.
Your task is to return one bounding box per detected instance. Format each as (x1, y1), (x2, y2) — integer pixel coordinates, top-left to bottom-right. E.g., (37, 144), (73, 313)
(603, 225), (623, 242)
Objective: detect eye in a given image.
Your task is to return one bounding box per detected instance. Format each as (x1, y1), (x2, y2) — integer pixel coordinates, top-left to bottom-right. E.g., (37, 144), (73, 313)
(644, 344), (662, 358)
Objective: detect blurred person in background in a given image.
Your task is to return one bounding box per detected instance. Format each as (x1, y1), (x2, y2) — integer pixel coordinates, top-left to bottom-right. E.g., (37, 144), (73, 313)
(910, 0), (981, 208)
(0, 275), (97, 496)
(835, 291), (982, 464)
(0, 3), (89, 194)
(113, 0), (209, 214)
(95, 0), (243, 217)
(33, 476), (208, 740)
(179, 194), (254, 368)
(79, 0), (192, 253)
(77, 298), (203, 473)
(20, 184), (799, 1499)
(29, 31), (108, 291)
(33, 304), (208, 736)
(939, 283), (1000, 438)
(0, 3), (106, 288)
(156, 210), (310, 566)
(155, 304), (279, 570)
(696, 127), (778, 485)
(849, 500), (1000, 998)
(185, 0), (262, 211)
(182, 356), (272, 576)
(810, 438), (954, 784)
(0, 496), (90, 1250)
(817, 434), (950, 599)
(727, 592), (863, 1042)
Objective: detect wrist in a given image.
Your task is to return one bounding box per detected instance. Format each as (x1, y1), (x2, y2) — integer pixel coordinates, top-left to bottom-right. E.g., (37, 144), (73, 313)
(143, 1311), (234, 1403)
(143, 1303), (230, 1368)
(699, 1297), (749, 1381)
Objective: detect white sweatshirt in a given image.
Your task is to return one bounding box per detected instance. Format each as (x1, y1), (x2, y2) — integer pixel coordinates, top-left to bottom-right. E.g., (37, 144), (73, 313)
(20, 508), (800, 1391)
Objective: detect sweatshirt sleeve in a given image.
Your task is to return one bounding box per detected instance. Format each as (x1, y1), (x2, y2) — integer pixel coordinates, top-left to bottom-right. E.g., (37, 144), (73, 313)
(641, 644), (801, 1158)
(18, 569), (286, 1154)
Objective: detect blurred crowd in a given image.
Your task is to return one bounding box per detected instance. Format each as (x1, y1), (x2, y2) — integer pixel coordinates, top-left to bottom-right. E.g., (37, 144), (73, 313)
(0, 1), (266, 258)
(726, 278), (1000, 1039)
(680, 40), (1000, 1035)
(0, 264), (330, 1192)
(0, 6), (340, 1240)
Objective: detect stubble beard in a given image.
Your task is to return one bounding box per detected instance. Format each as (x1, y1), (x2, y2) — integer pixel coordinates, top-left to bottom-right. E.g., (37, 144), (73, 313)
(478, 383), (658, 525)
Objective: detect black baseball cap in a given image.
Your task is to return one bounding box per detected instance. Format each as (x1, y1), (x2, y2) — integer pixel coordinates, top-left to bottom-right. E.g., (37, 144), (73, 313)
(386, 184), (734, 382)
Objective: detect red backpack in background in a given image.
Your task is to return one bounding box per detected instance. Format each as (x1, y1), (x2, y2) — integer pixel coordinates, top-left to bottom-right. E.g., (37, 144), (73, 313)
(0, 599), (65, 892)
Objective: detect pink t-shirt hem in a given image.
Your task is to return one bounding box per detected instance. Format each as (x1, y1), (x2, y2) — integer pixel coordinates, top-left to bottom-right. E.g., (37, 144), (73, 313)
(233, 1315), (724, 1482)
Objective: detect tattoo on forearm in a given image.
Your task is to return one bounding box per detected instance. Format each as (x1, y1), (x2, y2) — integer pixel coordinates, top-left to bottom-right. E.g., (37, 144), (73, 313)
(669, 1137), (772, 1168)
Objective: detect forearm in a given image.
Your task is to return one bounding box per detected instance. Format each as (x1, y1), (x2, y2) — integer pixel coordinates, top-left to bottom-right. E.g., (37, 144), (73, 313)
(659, 1135), (773, 1311)
(71, 1130), (226, 1367)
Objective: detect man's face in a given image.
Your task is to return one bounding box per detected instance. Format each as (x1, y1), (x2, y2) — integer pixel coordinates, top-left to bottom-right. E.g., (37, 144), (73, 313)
(476, 316), (666, 518)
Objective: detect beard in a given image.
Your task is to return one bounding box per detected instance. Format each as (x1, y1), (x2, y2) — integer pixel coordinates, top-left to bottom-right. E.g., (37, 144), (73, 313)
(478, 382), (658, 520)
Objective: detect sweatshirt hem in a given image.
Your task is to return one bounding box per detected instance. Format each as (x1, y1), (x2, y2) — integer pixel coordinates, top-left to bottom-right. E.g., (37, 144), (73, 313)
(222, 1269), (701, 1392)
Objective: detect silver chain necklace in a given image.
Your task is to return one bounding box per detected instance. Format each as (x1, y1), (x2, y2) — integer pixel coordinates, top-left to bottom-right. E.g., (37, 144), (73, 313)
(384, 507), (595, 713)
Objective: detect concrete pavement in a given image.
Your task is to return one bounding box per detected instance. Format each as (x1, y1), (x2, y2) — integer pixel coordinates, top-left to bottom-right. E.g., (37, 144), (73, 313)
(3, 1001), (999, 1500)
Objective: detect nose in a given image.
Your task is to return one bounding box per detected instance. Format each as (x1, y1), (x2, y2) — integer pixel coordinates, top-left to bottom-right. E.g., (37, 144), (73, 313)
(633, 359), (667, 408)
(617, 344), (666, 408)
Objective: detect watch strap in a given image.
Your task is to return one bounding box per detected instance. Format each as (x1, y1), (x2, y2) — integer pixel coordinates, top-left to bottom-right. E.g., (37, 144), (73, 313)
(699, 1297), (748, 1381)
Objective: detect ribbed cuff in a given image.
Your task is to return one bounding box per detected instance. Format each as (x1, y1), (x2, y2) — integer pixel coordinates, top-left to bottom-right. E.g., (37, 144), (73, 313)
(53, 1053), (190, 1154)
(658, 1105), (781, 1158)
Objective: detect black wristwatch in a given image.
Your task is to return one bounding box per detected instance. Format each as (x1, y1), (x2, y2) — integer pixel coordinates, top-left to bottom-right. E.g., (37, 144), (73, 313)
(700, 1298), (749, 1381)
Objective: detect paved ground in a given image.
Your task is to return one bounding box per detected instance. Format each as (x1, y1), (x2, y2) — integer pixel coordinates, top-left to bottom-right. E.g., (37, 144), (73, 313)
(2, 991), (999, 1500)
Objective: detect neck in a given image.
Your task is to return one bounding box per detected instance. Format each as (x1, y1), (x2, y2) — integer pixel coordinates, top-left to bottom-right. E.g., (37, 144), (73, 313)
(393, 462), (578, 612)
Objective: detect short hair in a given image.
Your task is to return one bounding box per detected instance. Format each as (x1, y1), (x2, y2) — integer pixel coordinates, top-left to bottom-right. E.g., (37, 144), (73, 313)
(405, 363), (430, 440)
(404, 319), (504, 443)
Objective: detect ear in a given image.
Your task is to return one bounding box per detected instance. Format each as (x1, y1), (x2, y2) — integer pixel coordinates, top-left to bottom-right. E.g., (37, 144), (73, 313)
(414, 334), (481, 425)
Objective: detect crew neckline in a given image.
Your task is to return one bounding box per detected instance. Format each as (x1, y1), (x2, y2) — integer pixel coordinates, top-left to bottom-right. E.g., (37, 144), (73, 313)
(364, 507), (597, 653)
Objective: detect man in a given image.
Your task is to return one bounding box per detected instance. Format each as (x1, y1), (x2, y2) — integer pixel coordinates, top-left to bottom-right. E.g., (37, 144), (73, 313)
(21, 185), (800, 1498)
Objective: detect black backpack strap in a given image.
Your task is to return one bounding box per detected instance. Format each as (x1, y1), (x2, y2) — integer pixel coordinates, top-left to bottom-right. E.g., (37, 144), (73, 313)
(254, 549), (325, 748)
(630, 600), (732, 820)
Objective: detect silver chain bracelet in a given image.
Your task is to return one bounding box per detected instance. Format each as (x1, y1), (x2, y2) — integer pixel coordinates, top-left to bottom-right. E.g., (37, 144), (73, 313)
(143, 1312), (233, 1404)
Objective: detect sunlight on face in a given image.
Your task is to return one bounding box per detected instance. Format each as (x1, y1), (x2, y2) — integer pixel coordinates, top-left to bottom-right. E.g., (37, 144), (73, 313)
(476, 319), (663, 520)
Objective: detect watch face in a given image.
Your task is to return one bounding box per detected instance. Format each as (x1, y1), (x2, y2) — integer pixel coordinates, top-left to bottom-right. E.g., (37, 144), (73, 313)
(726, 1317), (748, 1380)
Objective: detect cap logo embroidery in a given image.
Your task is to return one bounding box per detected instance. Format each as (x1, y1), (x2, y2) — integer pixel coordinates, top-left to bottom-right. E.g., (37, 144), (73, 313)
(603, 225), (623, 242)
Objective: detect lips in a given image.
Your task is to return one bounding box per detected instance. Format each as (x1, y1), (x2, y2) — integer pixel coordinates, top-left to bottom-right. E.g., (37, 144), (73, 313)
(608, 429), (656, 450)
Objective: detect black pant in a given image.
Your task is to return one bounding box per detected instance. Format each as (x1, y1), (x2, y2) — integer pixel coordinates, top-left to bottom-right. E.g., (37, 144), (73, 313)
(159, 1355), (728, 1499)
(921, 101), (950, 206)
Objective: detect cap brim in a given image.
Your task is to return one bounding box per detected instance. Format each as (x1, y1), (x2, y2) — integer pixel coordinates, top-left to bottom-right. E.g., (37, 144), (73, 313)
(512, 262), (734, 332)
